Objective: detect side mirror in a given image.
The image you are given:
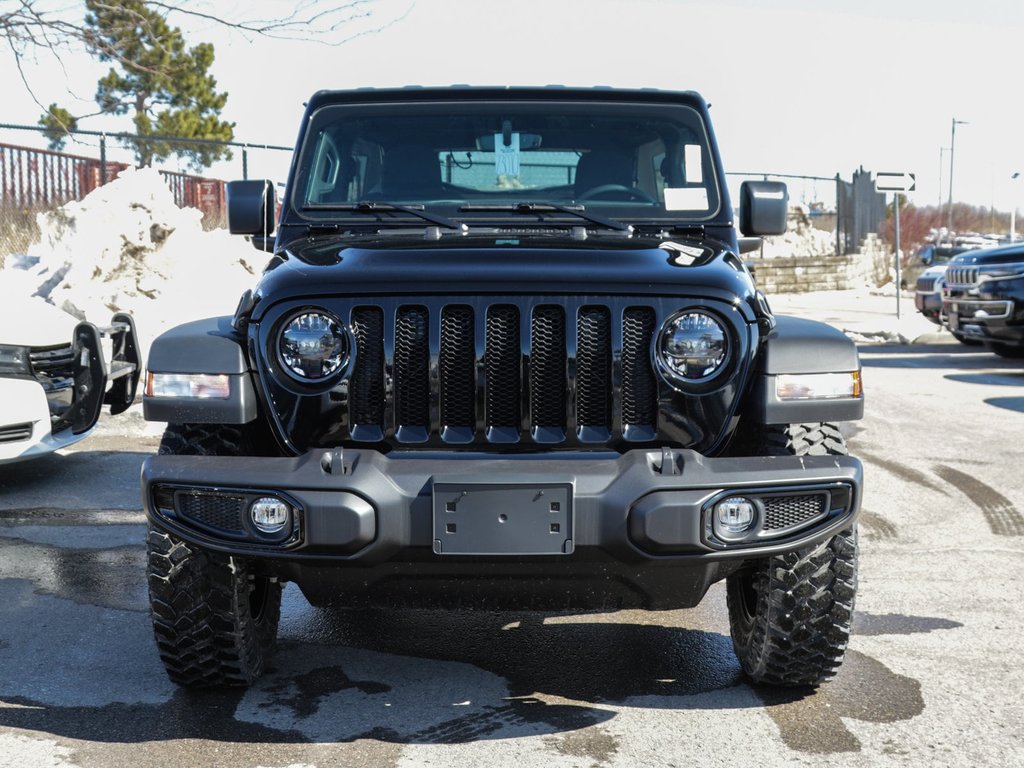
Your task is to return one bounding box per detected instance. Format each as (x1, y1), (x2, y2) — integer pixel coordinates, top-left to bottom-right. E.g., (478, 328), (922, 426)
(739, 181), (788, 236)
(227, 180), (276, 236)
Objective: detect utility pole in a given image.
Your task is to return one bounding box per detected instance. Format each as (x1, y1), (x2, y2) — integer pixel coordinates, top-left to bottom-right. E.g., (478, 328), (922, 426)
(947, 118), (968, 233)
(938, 147), (949, 215)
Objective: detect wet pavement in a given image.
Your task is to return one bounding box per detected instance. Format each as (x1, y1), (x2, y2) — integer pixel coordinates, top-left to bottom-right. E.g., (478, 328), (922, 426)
(1, 343), (1023, 767)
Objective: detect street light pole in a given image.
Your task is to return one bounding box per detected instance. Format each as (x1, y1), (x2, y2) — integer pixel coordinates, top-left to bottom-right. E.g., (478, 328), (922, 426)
(947, 118), (969, 233)
(938, 146), (949, 217)
(1012, 171), (1021, 242)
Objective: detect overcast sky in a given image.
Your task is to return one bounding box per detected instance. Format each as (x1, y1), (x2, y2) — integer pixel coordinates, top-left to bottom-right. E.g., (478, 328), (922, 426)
(5, 0), (1023, 215)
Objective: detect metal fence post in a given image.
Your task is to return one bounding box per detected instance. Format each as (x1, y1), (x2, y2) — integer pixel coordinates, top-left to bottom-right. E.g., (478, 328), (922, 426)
(100, 133), (107, 184)
(835, 173), (841, 256)
(242, 145), (248, 180)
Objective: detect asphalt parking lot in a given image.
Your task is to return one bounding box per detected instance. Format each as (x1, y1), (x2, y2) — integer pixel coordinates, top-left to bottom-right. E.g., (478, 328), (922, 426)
(1, 295), (1022, 767)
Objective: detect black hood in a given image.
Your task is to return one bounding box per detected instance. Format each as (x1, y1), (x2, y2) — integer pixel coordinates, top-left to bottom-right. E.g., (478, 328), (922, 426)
(251, 236), (759, 322)
(950, 243), (1024, 266)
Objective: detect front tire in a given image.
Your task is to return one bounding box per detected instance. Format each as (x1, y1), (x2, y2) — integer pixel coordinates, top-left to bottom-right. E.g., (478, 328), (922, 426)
(726, 422), (858, 687)
(147, 423), (282, 687)
(990, 342), (1024, 358)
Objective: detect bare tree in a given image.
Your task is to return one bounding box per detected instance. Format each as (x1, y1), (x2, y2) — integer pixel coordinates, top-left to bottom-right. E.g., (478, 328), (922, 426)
(2, 0), (413, 117)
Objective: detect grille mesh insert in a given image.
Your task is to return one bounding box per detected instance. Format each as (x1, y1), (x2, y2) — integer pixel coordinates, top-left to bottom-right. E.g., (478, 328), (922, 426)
(351, 307), (385, 426)
(621, 307), (657, 428)
(394, 306), (430, 428)
(530, 306), (567, 429)
(762, 494), (827, 531)
(575, 307), (612, 429)
(440, 306), (475, 428)
(485, 305), (521, 428)
(177, 494), (245, 533)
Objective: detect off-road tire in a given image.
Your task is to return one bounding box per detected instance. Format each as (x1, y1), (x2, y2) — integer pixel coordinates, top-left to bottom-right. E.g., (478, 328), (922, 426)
(990, 342), (1024, 359)
(726, 422), (858, 687)
(148, 423), (282, 687)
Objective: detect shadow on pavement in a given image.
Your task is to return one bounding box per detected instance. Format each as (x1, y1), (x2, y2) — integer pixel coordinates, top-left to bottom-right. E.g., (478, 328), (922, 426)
(984, 397), (1024, 413)
(0, 451), (148, 511)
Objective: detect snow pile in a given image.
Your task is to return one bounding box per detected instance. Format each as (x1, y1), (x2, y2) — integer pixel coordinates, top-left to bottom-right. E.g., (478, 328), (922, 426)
(759, 205), (836, 259)
(0, 167), (262, 356)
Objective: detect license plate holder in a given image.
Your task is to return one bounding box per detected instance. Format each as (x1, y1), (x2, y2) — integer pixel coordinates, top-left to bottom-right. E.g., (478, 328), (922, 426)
(432, 482), (573, 555)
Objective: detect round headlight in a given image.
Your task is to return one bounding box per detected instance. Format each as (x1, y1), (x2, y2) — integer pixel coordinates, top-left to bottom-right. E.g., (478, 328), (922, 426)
(658, 311), (729, 382)
(279, 311), (348, 380)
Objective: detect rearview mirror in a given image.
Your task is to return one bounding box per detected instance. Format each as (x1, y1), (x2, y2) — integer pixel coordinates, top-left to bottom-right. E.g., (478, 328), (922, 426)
(739, 181), (788, 236)
(474, 133), (543, 151)
(227, 180), (276, 236)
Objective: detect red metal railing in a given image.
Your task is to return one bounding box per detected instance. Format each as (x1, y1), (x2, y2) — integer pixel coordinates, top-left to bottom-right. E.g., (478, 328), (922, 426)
(0, 142), (226, 225)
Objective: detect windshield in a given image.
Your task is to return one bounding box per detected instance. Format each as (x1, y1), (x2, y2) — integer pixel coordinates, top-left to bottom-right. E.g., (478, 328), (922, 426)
(293, 99), (722, 225)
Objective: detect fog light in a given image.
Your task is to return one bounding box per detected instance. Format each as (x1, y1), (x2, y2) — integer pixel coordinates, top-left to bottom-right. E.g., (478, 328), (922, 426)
(714, 497), (757, 539)
(249, 497), (290, 534)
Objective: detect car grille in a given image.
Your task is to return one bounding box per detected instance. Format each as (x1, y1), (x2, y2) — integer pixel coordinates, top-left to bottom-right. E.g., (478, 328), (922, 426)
(0, 422), (33, 444)
(29, 344), (76, 391)
(945, 266), (979, 289)
(296, 299), (664, 446)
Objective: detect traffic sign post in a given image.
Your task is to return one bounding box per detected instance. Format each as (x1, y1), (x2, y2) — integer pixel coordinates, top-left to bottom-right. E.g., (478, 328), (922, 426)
(875, 172), (915, 320)
(894, 193), (902, 319)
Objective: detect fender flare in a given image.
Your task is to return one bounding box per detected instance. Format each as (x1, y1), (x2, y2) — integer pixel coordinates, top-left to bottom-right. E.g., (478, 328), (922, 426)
(143, 316), (257, 424)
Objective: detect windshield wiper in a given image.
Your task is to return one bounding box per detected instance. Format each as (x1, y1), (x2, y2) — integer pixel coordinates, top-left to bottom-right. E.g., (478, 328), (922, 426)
(459, 202), (633, 233)
(304, 201), (467, 232)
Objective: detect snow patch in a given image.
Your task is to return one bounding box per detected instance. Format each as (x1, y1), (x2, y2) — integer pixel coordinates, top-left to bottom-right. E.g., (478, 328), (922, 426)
(0, 167), (261, 357)
(759, 206), (836, 259)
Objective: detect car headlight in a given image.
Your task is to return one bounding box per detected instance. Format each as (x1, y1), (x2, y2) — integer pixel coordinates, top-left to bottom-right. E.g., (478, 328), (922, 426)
(979, 262), (1024, 282)
(657, 310), (730, 383)
(278, 311), (348, 381)
(0, 345), (30, 375)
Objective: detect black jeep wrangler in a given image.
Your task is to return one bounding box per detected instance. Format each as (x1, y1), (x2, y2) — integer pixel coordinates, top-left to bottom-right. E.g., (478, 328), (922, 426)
(141, 87), (864, 688)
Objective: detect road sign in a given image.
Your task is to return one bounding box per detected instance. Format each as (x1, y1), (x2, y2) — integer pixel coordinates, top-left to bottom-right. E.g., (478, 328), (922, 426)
(875, 172), (916, 193)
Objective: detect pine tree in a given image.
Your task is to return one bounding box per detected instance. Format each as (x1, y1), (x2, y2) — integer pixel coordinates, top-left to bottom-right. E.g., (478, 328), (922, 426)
(38, 104), (78, 150)
(84, 0), (233, 169)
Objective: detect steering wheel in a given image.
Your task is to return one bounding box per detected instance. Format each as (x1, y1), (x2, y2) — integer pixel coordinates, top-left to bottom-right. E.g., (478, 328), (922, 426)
(577, 184), (656, 203)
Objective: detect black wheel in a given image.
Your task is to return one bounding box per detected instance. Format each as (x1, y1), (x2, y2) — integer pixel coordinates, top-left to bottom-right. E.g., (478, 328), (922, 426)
(990, 342), (1024, 358)
(726, 422), (858, 687)
(147, 423), (282, 687)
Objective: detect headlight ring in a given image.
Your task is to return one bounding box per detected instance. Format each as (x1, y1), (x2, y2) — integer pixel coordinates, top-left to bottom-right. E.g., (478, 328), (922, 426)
(276, 310), (350, 382)
(655, 309), (732, 387)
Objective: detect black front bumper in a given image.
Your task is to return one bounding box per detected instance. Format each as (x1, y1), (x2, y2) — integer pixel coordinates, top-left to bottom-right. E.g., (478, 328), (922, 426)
(143, 447), (862, 610)
(943, 296), (1024, 346)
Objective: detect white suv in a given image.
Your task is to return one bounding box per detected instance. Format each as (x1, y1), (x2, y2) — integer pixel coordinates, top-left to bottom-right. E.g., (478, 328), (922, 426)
(0, 298), (140, 464)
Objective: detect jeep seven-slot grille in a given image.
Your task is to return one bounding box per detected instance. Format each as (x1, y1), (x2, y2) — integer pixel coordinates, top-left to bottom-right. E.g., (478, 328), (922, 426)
(340, 301), (660, 445)
(945, 266), (979, 288)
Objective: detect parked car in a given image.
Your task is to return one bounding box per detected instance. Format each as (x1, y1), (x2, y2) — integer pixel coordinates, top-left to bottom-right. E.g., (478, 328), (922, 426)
(914, 263), (949, 324)
(913, 244), (992, 344)
(141, 86), (865, 689)
(942, 243), (1024, 357)
(0, 298), (140, 464)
